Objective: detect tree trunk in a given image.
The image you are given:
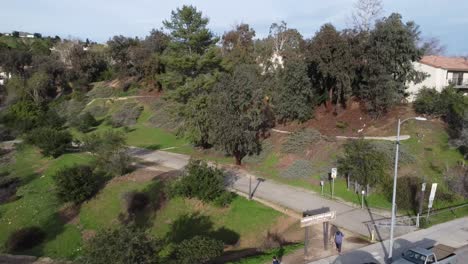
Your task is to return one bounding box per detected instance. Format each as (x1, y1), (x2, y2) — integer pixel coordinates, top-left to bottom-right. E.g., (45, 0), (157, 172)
(233, 150), (242, 166)
(326, 88), (334, 112)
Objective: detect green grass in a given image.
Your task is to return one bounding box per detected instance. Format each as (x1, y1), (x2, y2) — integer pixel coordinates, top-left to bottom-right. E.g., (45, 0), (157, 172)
(0, 146), (93, 259)
(151, 196), (282, 246)
(227, 243), (303, 264)
(79, 181), (153, 230)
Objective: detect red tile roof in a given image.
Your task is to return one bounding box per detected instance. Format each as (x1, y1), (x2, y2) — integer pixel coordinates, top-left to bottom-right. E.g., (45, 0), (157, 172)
(420, 55), (468, 71)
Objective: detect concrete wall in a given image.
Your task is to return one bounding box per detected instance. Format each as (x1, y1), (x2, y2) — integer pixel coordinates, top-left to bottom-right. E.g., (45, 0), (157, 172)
(407, 62), (448, 102)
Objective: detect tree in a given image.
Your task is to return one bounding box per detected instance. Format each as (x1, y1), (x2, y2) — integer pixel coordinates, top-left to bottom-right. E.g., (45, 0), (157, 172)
(420, 37), (446, 56)
(338, 139), (388, 188)
(82, 225), (162, 264)
(307, 24), (353, 111)
(359, 13), (424, 114)
(268, 21), (304, 56)
(25, 71), (50, 104)
(351, 0), (383, 32)
(221, 23), (256, 69)
(12, 31), (19, 38)
(53, 165), (101, 204)
(273, 58), (314, 122)
(175, 236), (224, 264)
(209, 65), (272, 165)
(25, 127), (72, 157)
(82, 130), (132, 176)
(172, 159), (228, 203)
(107, 35), (137, 74)
(161, 5), (223, 147)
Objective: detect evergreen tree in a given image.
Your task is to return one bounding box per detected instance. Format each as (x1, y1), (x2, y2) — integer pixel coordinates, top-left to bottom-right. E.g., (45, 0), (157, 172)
(273, 58), (315, 122)
(209, 65), (272, 165)
(161, 5), (223, 147)
(307, 24), (353, 111)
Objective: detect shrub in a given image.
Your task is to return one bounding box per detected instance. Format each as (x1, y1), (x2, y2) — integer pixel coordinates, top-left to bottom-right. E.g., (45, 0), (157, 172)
(3, 100), (44, 132)
(148, 99), (183, 131)
(369, 141), (415, 165)
(383, 176), (424, 212)
(110, 102), (143, 127)
(74, 112), (98, 132)
(282, 128), (323, 154)
(336, 121), (348, 129)
(338, 139), (388, 187)
(172, 160), (231, 205)
(413, 88), (444, 115)
(87, 104), (109, 118)
(5, 226), (46, 252)
(213, 191), (236, 207)
(53, 165), (101, 204)
(82, 131), (132, 177)
(25, 127), (72, 157)
(445, 165), (468, 199)
(82, 225), (161, 264)
(55, 99), (85, 123)
(243, 140), (273, 164)
(175, 236), (224, 264)
(280, 160), (315, 179)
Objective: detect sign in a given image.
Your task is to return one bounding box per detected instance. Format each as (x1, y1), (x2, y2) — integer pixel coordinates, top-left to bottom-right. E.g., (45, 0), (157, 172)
(301, 211), (336, 227)
(428, 183), (438, 208)
(421, 183), (426, 192)
(331, 168), (337, 179)
(320, 181), (324, 186)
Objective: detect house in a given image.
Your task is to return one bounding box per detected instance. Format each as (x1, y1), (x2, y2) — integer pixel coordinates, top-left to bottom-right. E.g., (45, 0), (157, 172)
(407, 55), (468, 101)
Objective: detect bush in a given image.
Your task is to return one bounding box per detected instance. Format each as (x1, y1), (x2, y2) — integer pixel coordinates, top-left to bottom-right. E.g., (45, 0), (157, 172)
(369, 141), (415, 165)
(25, 127), (72, 157)
(213, 191), (236, 207)
(445, 165), (468, 199)
(82, 130), (132, 176)
(280, 160), (314, 179)
(243, 140), (273, 164)
(87, 104), (109, 118)
(148, 99), (183, 131)
(383, 176), (424, 212)
(338, 139), (388, 187)
(3, 100), (44, 132)
(73, 112), (98, 132)
(175, 236), (224, 264)
(110, 102), (143, 127)
(82, 225), (161, 264)
(172, 160), (231, 205)
(5, 226), (46, 252)
(282, 128), (323, 154)
(413, 88), (444, 115)
(53, 165), (102, 204)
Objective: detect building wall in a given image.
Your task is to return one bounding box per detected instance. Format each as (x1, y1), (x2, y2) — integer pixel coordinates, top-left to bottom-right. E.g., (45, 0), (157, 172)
(407, 62), (448, 102)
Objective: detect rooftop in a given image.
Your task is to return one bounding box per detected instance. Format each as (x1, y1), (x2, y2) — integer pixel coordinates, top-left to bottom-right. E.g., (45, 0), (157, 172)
(420, 55), (468, 71)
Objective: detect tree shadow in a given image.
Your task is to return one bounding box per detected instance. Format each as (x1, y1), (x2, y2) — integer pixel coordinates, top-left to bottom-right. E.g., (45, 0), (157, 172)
(145, 144), (162, 150)
(166, 212), (240, 246)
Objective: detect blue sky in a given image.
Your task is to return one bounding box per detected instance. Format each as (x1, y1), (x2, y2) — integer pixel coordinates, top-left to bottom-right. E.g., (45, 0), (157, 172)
(2, 0), (467, 55)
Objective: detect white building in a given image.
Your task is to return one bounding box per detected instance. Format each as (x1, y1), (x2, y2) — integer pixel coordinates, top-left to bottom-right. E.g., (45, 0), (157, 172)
(407, 55), (468, 101)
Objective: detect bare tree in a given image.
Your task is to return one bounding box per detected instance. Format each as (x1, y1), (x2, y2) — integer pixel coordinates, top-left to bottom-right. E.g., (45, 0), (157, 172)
(420, 37), (446, 56)
(351, 0), (383, 32)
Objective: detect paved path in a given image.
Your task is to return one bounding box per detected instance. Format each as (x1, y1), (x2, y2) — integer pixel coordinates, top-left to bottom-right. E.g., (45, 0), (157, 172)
(308, 216), (468, 264)
(336, 135), (411, 141)
(129, 147), (411, 239)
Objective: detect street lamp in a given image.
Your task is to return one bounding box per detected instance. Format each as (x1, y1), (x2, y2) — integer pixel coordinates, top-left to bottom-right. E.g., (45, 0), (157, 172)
(388, 117), (427, 260)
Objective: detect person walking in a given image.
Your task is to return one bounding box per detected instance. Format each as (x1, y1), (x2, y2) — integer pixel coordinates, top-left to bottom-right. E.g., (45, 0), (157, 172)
(272, 256), (280, 264)
(334, 230), (344, 254)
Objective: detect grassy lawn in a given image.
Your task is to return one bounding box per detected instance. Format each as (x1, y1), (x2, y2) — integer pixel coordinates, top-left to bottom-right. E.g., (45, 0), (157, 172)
(0, 146), (93, 259)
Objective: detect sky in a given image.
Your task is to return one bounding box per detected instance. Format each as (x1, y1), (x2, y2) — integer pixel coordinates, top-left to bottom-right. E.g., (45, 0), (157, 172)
(1, 0), (467, 55)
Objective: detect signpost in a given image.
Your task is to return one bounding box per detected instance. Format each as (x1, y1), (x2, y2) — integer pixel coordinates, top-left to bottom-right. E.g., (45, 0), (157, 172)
(416, 182), (426, 227)
(320, 180), (324, 196)
(301, 210), (336, 257)
(331, 168), (337, 199)
(426, 183), (438, 221)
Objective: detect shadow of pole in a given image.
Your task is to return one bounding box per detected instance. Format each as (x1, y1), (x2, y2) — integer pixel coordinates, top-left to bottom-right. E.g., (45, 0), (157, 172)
(364, 197), (389, 260)
(249, 178), (265, 199)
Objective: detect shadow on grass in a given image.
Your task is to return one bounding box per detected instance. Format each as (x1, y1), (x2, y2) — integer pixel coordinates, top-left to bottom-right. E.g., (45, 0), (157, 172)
(166, 212), (240, 246)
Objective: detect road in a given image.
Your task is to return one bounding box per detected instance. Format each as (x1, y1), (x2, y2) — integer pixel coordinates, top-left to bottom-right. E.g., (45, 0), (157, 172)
(308, 216), (468, 264)
(129, 147), (413, 240)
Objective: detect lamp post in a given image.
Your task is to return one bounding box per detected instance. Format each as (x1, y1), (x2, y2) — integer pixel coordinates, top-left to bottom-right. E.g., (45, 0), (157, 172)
(361, 190), (365, 209)
(388, 117), (426, 261)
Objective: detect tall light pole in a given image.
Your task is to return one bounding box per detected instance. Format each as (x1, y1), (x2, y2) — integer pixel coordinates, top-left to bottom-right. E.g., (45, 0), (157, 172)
(388, 117), (426, 260)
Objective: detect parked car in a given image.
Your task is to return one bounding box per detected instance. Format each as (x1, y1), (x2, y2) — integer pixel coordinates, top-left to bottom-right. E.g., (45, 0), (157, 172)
(392, 244), (457, 264)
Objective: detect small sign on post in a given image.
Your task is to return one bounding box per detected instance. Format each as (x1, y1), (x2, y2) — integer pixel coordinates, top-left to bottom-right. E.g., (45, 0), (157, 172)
(320, 180), (324, 195)
(301, 211), (336, 227)
(427, 183), (438, 221)
(331, 168), (337, 199)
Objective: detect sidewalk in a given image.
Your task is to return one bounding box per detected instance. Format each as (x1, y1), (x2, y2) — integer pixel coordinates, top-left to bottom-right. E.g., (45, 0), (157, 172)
(129, 147), (411, 240)
(308, 216), (468, 264)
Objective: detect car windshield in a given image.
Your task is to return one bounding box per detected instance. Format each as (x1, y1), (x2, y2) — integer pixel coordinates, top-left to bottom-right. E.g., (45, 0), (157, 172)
(402, 250), (428, 264)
